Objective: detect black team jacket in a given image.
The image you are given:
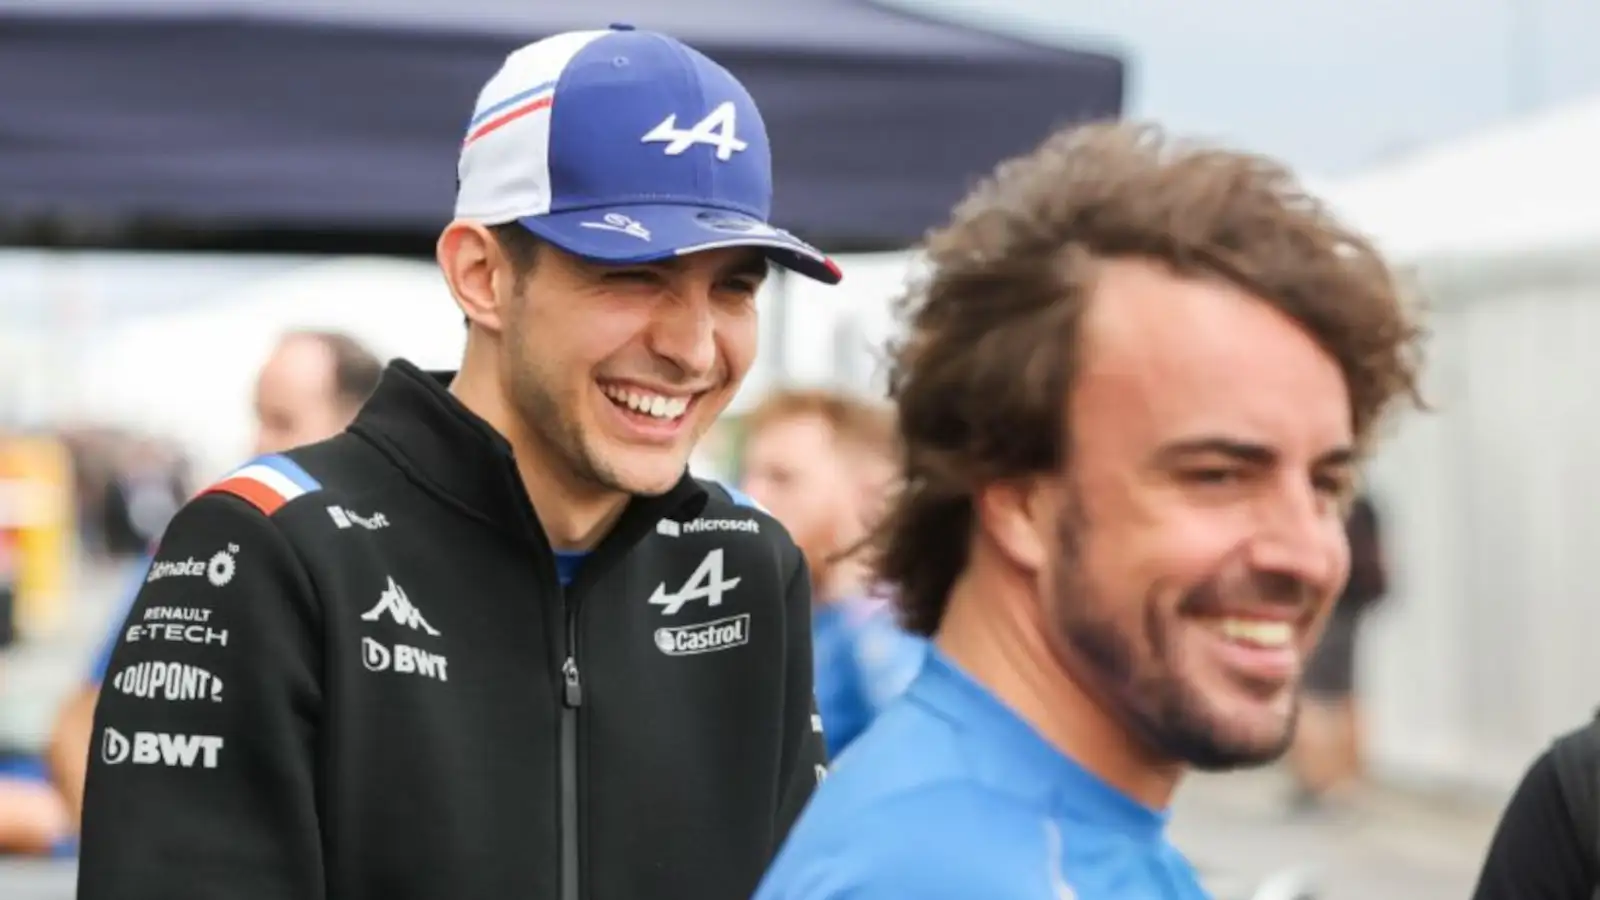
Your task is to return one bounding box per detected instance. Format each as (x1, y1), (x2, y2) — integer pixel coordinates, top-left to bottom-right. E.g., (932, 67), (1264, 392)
(78, 360), (825, 900)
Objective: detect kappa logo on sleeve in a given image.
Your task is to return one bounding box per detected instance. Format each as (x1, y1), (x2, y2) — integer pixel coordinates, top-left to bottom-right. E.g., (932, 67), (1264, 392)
(101, 726), (224, 769)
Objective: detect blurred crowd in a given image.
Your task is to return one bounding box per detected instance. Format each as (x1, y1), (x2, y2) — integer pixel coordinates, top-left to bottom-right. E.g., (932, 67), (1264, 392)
(62, 429), (191, 565)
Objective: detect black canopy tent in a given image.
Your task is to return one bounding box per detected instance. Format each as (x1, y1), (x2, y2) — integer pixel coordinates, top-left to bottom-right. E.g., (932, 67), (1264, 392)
(0, 0), (1125, 256)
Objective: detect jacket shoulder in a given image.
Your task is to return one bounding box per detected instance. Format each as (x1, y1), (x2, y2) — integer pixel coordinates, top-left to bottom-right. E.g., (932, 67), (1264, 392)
(698, 478), (765, 513)
(694, 479), (796, 546)
(199, 452), (326, 519)
(686, 479), (806, 581)
(199, 433), (398, 522)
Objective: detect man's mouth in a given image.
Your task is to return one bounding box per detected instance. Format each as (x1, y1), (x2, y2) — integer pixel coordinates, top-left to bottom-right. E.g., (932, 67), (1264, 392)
(599, 382), (695, 423)
(1186, 613), (1303, 686)
(1202, 616), (1294, 650)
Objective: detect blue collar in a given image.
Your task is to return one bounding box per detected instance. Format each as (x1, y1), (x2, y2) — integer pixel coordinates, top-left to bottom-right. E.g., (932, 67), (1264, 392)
(909, 648), (1169, 841)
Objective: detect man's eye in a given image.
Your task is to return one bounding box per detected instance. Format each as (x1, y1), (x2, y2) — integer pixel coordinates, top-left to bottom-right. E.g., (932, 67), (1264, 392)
(720, 279), (761, 296)
(1313, 473), (1352, 498)
(604, 270), (661, 284)
(1184, 468), (1241, 485)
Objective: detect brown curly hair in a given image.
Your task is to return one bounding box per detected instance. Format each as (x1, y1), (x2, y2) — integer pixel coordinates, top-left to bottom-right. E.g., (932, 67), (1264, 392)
(877, 121), (1425, 637)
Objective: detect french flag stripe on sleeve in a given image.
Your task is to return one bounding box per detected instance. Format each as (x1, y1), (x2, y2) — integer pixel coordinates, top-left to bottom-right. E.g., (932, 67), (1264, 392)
(204, 454), (322, 516)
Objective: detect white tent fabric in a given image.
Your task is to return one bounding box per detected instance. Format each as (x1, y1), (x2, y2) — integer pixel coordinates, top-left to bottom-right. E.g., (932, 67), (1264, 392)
(77, 256), (463, 482)
(0, 324), (59, 427)
(726, 251), (914, 417)
(1324, 92), (1600, 266)
(1301, 91), (1600, 795)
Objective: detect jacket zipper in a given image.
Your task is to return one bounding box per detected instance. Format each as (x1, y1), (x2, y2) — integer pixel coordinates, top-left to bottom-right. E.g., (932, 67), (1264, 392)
(559, 590), (583, 900)
(538, 478), (702, 900)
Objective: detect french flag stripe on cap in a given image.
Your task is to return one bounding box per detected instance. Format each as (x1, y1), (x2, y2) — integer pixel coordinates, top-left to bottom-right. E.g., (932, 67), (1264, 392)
(468, 80), (557, 130)
(204, 455), (322, 516)
(464, 90), (554, 147)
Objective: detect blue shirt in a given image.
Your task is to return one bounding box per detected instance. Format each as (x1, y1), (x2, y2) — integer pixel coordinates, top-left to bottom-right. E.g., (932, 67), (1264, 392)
(88, 554), (155, 684)
(755, 650), (1211, 900)
(553, 550), (587, 587)
(813, 593), (926, 758)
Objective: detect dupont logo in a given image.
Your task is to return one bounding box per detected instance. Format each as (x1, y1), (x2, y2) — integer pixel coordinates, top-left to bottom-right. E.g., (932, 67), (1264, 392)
(653, 613), (751, 656)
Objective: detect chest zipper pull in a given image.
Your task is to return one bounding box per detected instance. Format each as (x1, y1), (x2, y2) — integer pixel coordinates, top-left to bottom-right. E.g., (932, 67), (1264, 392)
(561, 656), (583, 708)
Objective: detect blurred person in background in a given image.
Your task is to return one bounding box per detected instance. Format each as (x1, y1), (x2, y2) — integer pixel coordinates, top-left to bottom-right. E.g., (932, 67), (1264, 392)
(77, 26), (837, 900)
(0, 757), (68, 857)
(98, 438), (186, 562)
(0, 441), (23, 649)
(252, 329), (388, 458)
(1288, 491), (1388, 812)
(66, 427), (137, 564)
(756, 121), (1423, 899)
(58, 428), (110, 560)
(0, 434), (71, 856)
(740, 389), (925, 758)
(46, 329), (381, 832)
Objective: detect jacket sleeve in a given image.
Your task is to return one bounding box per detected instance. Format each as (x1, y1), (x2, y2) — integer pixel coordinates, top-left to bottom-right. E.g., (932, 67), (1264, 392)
(773, 553), (827, 844)
(77, 493), (325, 900)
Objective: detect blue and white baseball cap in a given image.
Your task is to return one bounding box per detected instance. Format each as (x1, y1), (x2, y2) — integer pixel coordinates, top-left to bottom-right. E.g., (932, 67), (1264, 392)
(455, 24), (842, 285)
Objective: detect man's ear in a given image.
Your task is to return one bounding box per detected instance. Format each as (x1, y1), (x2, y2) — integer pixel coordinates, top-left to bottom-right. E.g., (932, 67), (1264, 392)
(437, 220), (512, 334)
(974, 475), (1058, 575)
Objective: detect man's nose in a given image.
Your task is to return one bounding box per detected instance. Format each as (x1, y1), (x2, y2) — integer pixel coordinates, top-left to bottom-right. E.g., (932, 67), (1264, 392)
(649, 291), (718, 379)
(1247, 489), (1345, 594)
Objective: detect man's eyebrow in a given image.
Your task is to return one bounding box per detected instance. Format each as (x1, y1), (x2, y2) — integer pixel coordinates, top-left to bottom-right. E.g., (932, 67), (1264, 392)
(1151, 437), (1358, 469)
(1313, 446), (1357, 469)
(1152, 437), (1277, 467)
(718, 253), (770, 281)
(607, 251), (768, 280)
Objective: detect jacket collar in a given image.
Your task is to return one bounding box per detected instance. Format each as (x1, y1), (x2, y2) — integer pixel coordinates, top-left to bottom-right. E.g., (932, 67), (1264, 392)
(349, 359), (707, 553)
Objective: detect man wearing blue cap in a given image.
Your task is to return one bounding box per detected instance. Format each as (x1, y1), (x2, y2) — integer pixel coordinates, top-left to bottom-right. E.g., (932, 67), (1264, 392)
(78, 26), (836, 900)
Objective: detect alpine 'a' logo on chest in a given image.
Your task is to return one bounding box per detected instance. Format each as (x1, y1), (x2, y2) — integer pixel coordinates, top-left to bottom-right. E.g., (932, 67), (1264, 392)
(647, 548), (741, 616)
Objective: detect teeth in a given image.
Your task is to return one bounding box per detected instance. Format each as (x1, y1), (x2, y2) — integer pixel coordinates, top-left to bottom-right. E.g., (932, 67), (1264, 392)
(601, 385), (690, 420)
(1215, 618), (1293, 648)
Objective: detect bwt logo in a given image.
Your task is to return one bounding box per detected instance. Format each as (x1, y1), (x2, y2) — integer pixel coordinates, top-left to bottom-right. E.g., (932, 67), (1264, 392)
(362, 637), (449, 682)
(101, 726), (223, 769)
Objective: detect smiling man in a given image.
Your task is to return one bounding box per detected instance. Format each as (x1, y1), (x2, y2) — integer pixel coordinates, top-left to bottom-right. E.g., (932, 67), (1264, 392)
(79, 26), (837, 900)
(754, 122), (1422, 899)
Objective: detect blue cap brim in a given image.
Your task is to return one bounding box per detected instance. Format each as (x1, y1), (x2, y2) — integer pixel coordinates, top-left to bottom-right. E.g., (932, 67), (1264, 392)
(516, 204), (842, 285)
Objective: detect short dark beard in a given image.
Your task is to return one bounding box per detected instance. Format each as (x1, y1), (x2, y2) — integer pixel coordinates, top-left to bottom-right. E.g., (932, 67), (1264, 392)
(1043, 488), (1296, 772)
(501, 301), (624, 494)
